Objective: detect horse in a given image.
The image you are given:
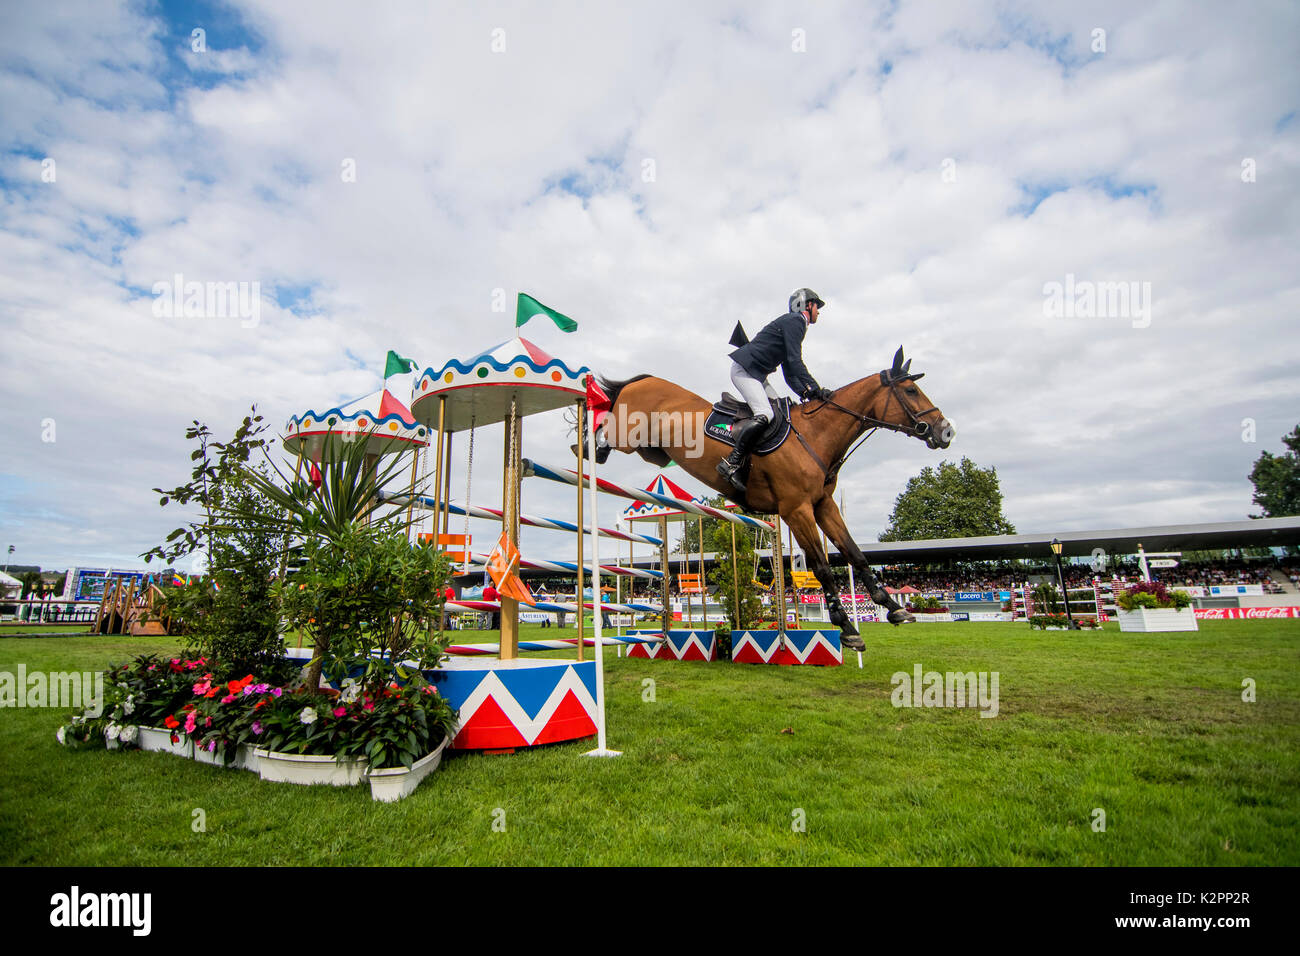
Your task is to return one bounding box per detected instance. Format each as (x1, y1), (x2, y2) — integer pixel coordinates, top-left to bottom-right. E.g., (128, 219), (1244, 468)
(592, 347), (954, 650)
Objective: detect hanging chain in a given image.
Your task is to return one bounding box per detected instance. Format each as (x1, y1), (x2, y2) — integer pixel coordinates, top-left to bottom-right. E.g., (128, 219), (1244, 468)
(463, 416), (475, 574)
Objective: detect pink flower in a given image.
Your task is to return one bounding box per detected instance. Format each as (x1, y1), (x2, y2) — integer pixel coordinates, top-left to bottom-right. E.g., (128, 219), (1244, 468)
(333, 706), (346, 718)
(204, 717), (212, 727)
(193, 681), (211, 696)
(251, 721), (264, 735)
(271, 687), (282, 697)
(184, 712), (197, 734)
(221, 694), (236, 704)
(206, 741), (216, 752)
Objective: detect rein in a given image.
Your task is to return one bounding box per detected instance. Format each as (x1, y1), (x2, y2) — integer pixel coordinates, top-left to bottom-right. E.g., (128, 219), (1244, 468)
(792, 380), (936, 485)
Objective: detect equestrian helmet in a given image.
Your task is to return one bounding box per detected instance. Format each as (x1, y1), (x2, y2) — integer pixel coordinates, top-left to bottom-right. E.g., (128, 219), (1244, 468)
(789, 288), (825, 313)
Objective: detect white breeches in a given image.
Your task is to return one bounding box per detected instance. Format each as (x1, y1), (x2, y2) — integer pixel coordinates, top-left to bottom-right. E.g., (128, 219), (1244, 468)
(730, 362), (778, 420)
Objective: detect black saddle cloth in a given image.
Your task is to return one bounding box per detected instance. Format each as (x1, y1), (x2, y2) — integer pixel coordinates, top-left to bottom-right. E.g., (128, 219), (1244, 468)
(705, 395), (793, 455)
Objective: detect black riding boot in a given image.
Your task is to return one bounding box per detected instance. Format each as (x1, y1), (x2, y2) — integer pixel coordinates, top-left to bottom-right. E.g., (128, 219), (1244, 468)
(716, 416), (768, 492)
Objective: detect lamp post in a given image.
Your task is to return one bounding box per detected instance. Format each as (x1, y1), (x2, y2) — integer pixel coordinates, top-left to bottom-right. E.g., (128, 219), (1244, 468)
(1050, 538), (1078, 629)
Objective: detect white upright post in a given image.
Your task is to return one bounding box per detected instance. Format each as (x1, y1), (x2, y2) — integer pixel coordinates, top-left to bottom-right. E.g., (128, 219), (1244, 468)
(584, 389), (620, 758)
(842, 494), (863, 668)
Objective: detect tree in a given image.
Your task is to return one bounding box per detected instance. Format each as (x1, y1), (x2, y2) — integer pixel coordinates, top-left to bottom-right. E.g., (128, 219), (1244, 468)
(879, 457), (1016, 542)
(706, 516), (764, 640)
(1249, 425), (1300, 518)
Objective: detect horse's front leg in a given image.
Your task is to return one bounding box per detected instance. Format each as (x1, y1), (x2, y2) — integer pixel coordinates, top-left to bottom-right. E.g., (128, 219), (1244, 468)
(781, 504), (867, 651)
(813, 497), (914, 626)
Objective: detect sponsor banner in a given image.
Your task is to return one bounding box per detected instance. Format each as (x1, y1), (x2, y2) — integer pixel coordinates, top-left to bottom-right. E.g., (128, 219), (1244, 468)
(950, 612), (970, 621)
(1173, 586), (1207, 597)
(1209, 584), (1264, 596)
(954, 591), (998, 602)
(968, 611), (1015, 622)
(797, 594), (823, 604)
(1193, 607), (1300, 620)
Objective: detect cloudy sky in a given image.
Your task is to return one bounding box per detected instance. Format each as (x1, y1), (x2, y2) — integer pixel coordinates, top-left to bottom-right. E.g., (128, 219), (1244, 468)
(1, 0), (1297, 573)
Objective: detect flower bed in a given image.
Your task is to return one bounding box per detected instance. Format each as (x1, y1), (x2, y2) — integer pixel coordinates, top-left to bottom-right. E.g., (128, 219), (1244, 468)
(55, 653), (458, 801)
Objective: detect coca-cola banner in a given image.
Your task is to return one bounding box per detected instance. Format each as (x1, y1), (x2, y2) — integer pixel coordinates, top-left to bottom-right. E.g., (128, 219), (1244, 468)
(1193, 607), (1300, 619)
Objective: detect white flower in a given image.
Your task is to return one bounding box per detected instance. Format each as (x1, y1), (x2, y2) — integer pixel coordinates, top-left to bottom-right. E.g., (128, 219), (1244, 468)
(123, 696), (135, 715)
(299, 706), (318, 726)
(105, 723), (121, 742)
(118, 725), (139, 745)
(56, 726), (67, 746)
(340, 678), (360, 703)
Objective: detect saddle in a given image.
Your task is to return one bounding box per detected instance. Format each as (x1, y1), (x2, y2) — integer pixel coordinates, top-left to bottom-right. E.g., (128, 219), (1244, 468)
(705, 394), (793, 455)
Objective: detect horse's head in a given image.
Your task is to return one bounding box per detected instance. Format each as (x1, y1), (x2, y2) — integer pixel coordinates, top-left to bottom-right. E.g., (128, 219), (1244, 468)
(876, 347), (954, 449)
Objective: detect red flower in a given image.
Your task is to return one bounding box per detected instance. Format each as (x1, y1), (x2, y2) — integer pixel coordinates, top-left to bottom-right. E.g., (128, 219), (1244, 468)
(164, 715), (180, 729)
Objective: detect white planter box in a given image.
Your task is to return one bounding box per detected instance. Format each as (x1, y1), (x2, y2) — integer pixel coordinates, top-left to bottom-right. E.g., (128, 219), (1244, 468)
(193, 743), (226, 766)
(254, 748), (369, 786)
(1117, 607), (1199, 633)
(367, 738), (449, 803)
(137, 726), (193, 758)
(192, 743), (258, 770)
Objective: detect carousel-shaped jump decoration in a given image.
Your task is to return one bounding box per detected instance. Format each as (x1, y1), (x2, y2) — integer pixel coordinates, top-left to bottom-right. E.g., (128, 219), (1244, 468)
(281, 351), (431, 504)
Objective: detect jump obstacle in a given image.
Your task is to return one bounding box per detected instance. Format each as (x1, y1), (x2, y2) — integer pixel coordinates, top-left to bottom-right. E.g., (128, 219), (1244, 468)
(284, 324), (850, 752)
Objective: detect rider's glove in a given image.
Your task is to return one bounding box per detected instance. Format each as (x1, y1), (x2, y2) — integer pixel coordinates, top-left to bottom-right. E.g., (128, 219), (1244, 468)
(817, 387), (834, 401)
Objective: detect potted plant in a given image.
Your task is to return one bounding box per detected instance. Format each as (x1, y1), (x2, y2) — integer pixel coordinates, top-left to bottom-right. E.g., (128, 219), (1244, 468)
(109, 654), (208, 756)
(252, 676), (456, 793)
(906, 595), (953, 621)
(1115, 581), (1197, 633)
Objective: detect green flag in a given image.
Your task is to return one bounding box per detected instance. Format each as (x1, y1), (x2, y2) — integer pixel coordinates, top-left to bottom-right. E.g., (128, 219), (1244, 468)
(384, 350), (417, 379)
(516, 293), (577, 333)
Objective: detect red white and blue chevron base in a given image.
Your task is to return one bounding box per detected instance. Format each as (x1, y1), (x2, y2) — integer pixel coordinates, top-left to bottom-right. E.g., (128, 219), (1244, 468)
(624, 629), (717, 662)
(731, 628), (843, 666)
(422, 658), (598, 750)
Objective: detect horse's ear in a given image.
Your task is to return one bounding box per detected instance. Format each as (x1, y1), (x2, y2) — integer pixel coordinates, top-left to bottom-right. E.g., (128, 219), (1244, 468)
(891, 346), (904, 372)
(900, 359), (912, 377)
(909, 372), (924, 382)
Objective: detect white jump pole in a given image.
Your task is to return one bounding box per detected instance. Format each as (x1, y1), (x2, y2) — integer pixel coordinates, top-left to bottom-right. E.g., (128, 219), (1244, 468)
(584, 387), (620, 758)
(842, 492), (863, 668)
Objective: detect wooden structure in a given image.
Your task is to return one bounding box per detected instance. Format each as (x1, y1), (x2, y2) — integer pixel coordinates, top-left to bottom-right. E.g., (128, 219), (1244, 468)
(93, 580), (173, 636)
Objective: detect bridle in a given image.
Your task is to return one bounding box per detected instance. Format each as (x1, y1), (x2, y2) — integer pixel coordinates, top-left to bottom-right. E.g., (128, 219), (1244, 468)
(790, 377), (939, 485)
(816, 378), (939, 441)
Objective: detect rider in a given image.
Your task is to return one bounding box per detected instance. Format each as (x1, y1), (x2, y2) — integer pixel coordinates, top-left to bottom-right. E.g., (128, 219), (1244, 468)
(718, 288), (835, 491)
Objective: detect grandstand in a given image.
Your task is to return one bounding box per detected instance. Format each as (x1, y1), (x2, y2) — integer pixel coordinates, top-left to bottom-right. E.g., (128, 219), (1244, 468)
(620, 516), (1300, 614)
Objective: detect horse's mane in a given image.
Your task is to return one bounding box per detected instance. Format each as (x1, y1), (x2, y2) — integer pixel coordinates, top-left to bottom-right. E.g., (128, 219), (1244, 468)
(596, 373), (655, 407)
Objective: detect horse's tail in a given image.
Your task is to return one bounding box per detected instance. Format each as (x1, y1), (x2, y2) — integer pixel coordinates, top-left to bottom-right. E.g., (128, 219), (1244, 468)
(596, 373), (655, 408)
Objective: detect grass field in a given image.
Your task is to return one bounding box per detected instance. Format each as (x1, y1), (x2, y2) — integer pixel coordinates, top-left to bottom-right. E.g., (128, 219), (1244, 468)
(2, 621), (1298, 866)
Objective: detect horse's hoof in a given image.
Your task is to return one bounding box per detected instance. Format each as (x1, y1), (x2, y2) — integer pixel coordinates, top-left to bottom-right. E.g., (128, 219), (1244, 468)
(841, 633), (865, 651)
(887, 609), (915, 626)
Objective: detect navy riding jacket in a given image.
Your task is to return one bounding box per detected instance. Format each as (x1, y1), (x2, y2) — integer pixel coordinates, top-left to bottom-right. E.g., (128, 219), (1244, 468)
(729, 311), (821, 397)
